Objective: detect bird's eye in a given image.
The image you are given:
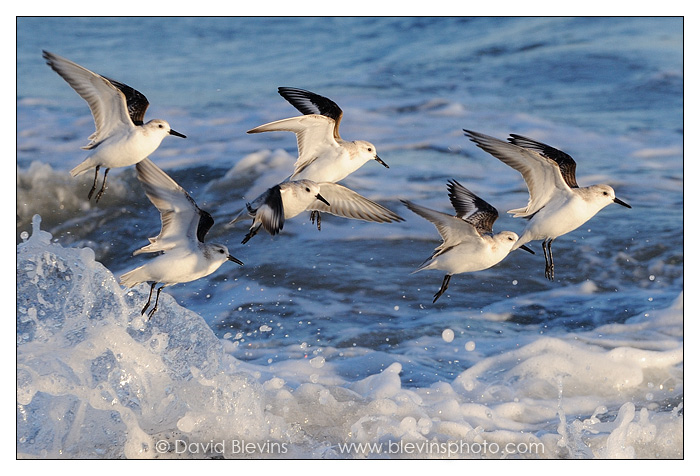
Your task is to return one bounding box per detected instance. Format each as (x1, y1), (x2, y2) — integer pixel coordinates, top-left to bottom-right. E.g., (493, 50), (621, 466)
(158, 124), (164, 128)
(305, 187), (311, 192)
(603, 191), (609, 196)
(367, 147), (372, 152)
(219, 249), (224, 254)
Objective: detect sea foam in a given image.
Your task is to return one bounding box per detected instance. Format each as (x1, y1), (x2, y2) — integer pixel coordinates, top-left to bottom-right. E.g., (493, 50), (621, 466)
(17, 216), (683, 459)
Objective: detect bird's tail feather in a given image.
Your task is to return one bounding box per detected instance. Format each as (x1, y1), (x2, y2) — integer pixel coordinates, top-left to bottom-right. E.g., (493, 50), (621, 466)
(507, 206), (531, 218)
(119, 265), (148, 288)
(228, 206), (250, 226)
(70, 160), (94, 177)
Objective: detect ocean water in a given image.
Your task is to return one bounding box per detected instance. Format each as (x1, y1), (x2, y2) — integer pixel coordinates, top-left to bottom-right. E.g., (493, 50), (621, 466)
(16, 17), (683, 459)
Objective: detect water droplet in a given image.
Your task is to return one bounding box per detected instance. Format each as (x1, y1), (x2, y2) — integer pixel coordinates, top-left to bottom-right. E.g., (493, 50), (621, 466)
(442, 329), (454, 343)
(310, 356), (325, 368)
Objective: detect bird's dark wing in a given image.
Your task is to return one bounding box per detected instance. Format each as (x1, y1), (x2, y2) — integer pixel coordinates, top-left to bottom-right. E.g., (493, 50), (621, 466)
(278, 87), (343, 121)
(195, 208), (215, 243)
(447, 179), (499, 234)
(278, 87), (343, 138)
(105, 77), (150, 125)
(507, 134), (579, 188)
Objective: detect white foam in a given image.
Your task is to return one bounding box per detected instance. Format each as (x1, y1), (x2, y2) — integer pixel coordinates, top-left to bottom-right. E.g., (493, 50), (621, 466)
(16, 216), (683, 459)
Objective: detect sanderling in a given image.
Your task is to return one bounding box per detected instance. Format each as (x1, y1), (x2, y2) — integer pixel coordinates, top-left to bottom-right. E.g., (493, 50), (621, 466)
(248, 87), (388, 183)
(402, 180), (532, 303)
(230, 180), (330, 244)
(119, 158), (242, 318)
(43, 50), (186, 202)
(464, 129), (631, 281)
(230, 180), (403, 243)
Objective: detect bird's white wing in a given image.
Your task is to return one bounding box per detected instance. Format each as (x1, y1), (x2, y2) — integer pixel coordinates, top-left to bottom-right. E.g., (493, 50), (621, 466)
(402, 200), (481, 256)
(310, 183), (404, 223)
(248, 115), (339, 177)
(133, 158), (204, 255)
(43, 51), (133, 149)
(464, 130), (571, 217)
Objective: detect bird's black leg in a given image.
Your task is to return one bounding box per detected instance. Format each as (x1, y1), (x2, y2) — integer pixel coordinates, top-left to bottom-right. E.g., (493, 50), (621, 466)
(547, 240), (555, 281)
(542, 241), (550, 280)
(94, 167), (110, 203)
(310, 211), (322, 231)
(242, 224), (260, 244)
(141, 282), (156, 315)
(87, 165), (100, 200)
(543, 240), (555, 281)
(433, 274), (452, 303)
(147, 286), (165, 319)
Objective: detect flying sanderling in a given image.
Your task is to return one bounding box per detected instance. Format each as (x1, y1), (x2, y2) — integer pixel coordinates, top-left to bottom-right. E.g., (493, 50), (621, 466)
(120, 158), (242, 318)
(230, 180), (403, 243)
(402, 180), (533, 303)
(43, 50), (186, 202)
(230, 180), (330, 244)
(248, 87), (389, 183)
(464, 129), (631, 281)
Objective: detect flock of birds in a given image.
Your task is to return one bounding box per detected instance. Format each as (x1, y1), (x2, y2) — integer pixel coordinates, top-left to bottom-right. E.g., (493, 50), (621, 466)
(42, 50), (631, 317)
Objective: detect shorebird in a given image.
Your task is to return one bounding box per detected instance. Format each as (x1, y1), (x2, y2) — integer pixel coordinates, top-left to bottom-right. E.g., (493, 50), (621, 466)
(230, 180), (330, 244)
(249, 87), (388, 182)
(403, 180), (533, 303)
(464, 129), (631, 280)
(43, 50), (186, 202)
(120, 158), (242, 318)
(230, 179), (403, 243)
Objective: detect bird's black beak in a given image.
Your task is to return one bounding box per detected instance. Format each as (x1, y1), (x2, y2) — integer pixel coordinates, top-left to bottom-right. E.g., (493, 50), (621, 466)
(316, 194), (330, 206)
(169, 129), (187, 138)
(519, 244), (535, 255)
(613, 197), (631, 208)
(375, 156), (390, 168)
(227, 255), (244, 266)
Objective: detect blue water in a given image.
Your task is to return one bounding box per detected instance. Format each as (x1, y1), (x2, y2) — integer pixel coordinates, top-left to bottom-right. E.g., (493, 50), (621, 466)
(16, 17), (683, 458)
